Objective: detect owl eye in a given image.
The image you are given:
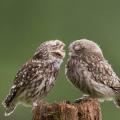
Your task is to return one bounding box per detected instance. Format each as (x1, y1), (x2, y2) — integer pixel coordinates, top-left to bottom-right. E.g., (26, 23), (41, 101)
(74, 45), (85, 52)
(53, 52), (62, 58)
(74, 45), (80, 51)
(55, 42), (60, 46)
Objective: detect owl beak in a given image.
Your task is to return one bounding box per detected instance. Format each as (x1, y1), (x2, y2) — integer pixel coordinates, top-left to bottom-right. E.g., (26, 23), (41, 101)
(60, 43), (65, 49)
(68, 47), (73, 54)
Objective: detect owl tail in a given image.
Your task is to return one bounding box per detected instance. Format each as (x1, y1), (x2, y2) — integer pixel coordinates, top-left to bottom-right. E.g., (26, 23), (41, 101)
(2, 97), (17, 116)
(114, 94), (120, 108)
(2, 85), (20, 116)
(4, 103), (16, 116)
(2, 89), (18, 116)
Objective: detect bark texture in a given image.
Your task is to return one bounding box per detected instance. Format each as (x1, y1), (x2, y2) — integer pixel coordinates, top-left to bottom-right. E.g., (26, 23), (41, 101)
(32, 98), (102, 120)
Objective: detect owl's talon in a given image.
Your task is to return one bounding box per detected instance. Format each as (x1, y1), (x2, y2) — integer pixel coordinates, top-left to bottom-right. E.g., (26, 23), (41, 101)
(74, 98), (82, 103)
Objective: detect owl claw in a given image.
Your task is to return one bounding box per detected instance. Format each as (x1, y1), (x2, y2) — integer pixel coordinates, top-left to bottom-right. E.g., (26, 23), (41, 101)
(74, 98), (82, 103)
(33, 102), (38, 107)
(74, 95), (89, 103)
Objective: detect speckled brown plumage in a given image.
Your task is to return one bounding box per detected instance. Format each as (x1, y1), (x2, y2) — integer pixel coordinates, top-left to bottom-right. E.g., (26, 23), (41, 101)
(66, 39), (120, 107)
(3, 40), (65, 116)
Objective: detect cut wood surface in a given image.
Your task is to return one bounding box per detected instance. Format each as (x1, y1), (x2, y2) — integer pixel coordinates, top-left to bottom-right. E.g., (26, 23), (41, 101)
(32, 97), (102, 120)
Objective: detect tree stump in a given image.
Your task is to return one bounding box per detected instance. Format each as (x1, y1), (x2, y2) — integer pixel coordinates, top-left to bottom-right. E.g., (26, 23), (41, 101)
(32, 97), (102, 120)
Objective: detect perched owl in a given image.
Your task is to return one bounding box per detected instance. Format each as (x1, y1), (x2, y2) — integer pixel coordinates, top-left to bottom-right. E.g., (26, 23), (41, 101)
(66, 39), (120, 107)
(3, 40), (65, 116)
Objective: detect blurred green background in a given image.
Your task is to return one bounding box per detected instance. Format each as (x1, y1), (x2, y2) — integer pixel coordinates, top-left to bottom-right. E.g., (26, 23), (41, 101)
(0, 0), (120, 119)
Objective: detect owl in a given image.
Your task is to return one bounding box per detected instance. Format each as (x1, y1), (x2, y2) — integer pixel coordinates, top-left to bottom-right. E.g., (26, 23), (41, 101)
(66, 39), (120, 107)
(3, 40), (65, 116)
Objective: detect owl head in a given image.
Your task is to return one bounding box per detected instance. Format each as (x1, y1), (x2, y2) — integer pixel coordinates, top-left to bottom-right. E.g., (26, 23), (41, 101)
(34, 40), (65, 60)
(69, 39), (103, 57)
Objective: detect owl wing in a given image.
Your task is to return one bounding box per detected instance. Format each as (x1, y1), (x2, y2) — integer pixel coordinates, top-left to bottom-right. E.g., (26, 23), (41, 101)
(88, 60), (120, 92)
(14, 60), (41, 87)
(4, 60), (42, 107)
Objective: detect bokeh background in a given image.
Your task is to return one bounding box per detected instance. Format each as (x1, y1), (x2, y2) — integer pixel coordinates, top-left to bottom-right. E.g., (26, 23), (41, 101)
(1, 0), (120, 119)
